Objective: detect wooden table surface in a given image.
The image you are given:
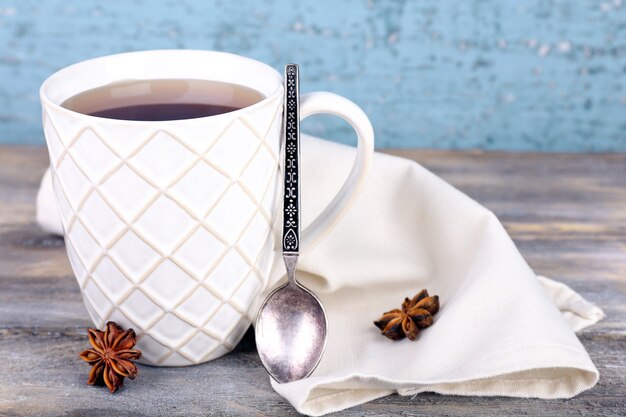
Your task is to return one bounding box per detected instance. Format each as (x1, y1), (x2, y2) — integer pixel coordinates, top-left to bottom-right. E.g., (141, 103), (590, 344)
(1, 146), (624, 416)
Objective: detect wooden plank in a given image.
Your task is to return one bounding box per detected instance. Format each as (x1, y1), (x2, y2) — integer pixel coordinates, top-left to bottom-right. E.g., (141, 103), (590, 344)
(0, 146), (624, 416)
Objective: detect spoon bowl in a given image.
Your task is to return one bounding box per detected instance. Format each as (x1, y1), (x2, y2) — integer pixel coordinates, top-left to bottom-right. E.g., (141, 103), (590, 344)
(256, 279), (327, 383)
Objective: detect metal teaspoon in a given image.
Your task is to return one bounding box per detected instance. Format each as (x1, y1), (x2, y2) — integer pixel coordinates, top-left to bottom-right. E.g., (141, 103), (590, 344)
(255, 64), (328, 384)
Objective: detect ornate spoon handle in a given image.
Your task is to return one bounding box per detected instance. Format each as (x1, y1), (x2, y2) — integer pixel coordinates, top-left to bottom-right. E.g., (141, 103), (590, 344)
(282, 64), (300, 256)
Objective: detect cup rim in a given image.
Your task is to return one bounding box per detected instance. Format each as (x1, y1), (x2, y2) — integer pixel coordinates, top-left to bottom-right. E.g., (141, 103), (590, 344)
(40, 49), (284, 126)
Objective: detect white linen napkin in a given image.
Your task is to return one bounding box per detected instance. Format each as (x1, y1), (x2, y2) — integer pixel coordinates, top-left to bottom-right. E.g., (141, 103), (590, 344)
(37, 135), (603, 416)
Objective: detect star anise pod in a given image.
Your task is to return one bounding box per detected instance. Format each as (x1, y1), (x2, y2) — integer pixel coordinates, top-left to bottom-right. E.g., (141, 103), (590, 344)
(79, 321), (142, 393)
(374, 289), (440, 341)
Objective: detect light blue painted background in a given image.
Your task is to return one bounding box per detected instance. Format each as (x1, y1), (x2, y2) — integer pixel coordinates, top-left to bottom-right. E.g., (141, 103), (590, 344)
(1, 0), (625, 151)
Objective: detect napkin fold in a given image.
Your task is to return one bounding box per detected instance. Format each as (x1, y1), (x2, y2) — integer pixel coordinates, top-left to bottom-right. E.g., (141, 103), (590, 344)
(37, 135), (603, 416)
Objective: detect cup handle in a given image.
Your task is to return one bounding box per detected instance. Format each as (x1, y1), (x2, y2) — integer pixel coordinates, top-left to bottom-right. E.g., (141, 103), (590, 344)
(297, 91), (375, 252)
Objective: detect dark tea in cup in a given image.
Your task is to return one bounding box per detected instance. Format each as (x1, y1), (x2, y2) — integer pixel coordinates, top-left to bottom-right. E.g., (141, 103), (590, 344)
(62, 79), (265, 121)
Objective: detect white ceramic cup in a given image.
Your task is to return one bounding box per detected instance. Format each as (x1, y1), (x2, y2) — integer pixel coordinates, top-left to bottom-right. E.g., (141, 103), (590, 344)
(40, 50), (374, 366)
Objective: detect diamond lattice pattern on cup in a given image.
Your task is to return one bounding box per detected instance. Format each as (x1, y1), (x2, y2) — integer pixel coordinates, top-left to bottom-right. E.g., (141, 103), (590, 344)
(43, 113), (65, 164)
(179, 332), (220, 363)
(142, 259), (197, 310)
(206, 119), (262, 180)
(83, 279), (112, 324)
(150, 313), (197, 349)
(239, 144), (277, 205)
(231, 271), (262, 312)
(66, 220), (102, 271)
(52, 175), (75, 226)
(169, 160), (231, 219)
(120, 289), (163, 331)
(77, 192), (126, 246)
(54, 154), (92, 211)
(99, 164), (159, 223)
(134, 195), (196, 255)
(68, 128), (121, 183)
(204, 249), (251, 299)
(241, 95), (281, 141)
(204, 303), (242, 340)
(177, 287), (222, 327)
(45, 106), (86, 148)
(91, 256), (134, 305)
(205, 184), (257, 245)
(138, 334), (171, 364)
(129, 130), (197, 188)
(109, 230), (161, 281)
(173, 227), (226, 280)
(237, 212), (272, 266)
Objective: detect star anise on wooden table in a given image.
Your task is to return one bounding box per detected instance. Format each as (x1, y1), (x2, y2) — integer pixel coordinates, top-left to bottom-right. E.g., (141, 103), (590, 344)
(79, 321), (142, 393)
(374, 289), (440, 341)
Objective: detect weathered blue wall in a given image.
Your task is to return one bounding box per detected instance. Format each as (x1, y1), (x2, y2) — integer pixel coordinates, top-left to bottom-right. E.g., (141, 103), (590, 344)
(1, 0), (625, 151)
